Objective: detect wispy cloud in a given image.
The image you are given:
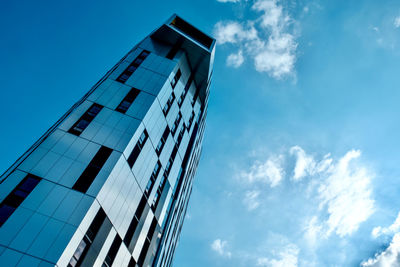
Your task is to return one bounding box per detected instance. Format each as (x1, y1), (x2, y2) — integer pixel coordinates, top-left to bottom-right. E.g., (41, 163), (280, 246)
(211, 239), (232, 258)
(372, 212), (400, 238)
(290, 146), (316, 180)
(290, 146), (332, 181)
(257, 243), (299, 267)
(241, 155), (285, 187)
(240, 146), (375, 239)
(394, 16), (400, 28)
(361, 233), (400, 267)
(363, 212), (400, 266)
(213, 0), (298, 79)
(243, 190), (261, 211)
(226, 50), (245, 68)
(232, 146), (375, 266)
(290, 148), (375, 238)
(214, 21), (257, 44)
(317, 150), (375, 237)
(303, 216), (323, 248)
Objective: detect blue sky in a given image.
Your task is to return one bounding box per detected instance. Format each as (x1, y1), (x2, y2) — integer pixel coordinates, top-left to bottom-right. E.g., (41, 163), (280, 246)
(1, 0), (400, 266)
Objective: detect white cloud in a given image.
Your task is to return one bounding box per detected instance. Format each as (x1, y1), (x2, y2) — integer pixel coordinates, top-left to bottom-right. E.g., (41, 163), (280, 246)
(290, 146), (316, 181)
(217, 0), (240, 2)
(211, 239), (232, 258)
(240, 147), (374, 237)
(253, 0), (286, 30)
(257, 244), (299, 267)
(372, 212), (400, 238)
(243, 190), (261, 211)
(361, 233), (400, 267)
(227, 50), (245, 68)
(304, 216), (323, 248)
(241, 155), (285, 187)
(214, 21), (257, 44)
(318, 150), (375, 237)
(213, 0), (298, 79)
(290, 146), (333, 181)
(238, 145), (375, 256)
(394, 17), (400, 28)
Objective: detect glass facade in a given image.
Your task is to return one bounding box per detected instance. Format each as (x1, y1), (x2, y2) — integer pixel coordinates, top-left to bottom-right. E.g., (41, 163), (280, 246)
(0, 14), (215, 267)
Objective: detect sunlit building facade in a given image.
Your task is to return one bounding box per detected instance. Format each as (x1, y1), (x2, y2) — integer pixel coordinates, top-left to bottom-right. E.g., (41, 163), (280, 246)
(0, 14), (215, 267)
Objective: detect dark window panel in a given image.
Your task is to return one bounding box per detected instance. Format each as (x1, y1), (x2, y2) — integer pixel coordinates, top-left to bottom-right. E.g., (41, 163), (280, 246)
(68, 103), (103, 136)
(72, 146), (113, 193)
(128, 258), (136, 267)
(86, 208), (107, 242)
(170, 69), (181, 89)
(137, 239), (151, 266)
(124, 195), (147, 246)
(139, 50), (150, 58)
(147, 218), (158, 240)
(124, 217), (139, 247)
(138, 130), (149, 148)
(188, 111), (195, 132)
(144, 180), (154, 198)
(118, 74), (130, 83)
(171, 112), (182, 136)
(136, 195), (147, 218)
(153, 145), (179, 211)
(151, 190), (160, 211)
(177, 123), (186, 147)
(69, 237), (89, 267)
(116, 50), (150, 83)
(127, 146), (141, 168)
(103, 235), (122, 267)
(68, 208), (106, 267)
(116, 88), (140, 114)
(145, 161), (161, 197)
(162, 92), (175, 116)
(178, 75), (193, 107)
(0, 174), (41, 227)
(191, 86), (200, 107)
(156, 126), (170, 156)
(127, 130), (148, 168)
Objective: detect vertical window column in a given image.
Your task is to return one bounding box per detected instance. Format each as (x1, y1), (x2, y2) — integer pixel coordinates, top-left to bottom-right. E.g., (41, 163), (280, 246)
(178, 74), (193, 107)
(144, 161), (161, 198)
(102, 235), (122, 267)
(177, 123), (186, 147)
(171, 112), (182, 137)
(170, 69), (181, 89)
(187, 111), (195, 132)
(162, 93), (175, 116)
(137, 217), (158, 266)
(156, 126), (170, 155)
(124, 195), (148, 250)
(151, 146), (178, 211)
(127, 129), (149, 168)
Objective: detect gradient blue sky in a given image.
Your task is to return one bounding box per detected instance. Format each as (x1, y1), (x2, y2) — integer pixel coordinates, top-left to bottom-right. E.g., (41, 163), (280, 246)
(1, 0), (400, 266)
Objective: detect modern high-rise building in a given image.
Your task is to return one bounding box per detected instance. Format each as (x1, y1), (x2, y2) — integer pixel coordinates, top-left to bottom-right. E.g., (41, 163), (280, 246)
(0, 14), (215, 267)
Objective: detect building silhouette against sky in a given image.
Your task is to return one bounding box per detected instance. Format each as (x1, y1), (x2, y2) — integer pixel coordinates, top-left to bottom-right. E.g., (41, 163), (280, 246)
(0, 14), (215, 267)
